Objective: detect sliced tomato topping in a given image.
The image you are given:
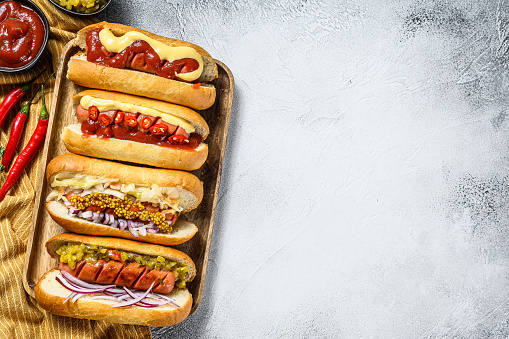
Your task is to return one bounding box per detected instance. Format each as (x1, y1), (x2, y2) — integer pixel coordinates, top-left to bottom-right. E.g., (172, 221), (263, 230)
(192, 83), (201, 89)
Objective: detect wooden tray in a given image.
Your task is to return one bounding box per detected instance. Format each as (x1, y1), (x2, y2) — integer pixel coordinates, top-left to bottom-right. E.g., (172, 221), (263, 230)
(22, 40), (234, 317)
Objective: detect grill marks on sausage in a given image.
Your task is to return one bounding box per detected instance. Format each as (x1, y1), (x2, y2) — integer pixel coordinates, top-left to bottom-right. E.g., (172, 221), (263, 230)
(77, 105), (202, 150)
(60, 260), (175, 294)
(85, 29), (200, 81)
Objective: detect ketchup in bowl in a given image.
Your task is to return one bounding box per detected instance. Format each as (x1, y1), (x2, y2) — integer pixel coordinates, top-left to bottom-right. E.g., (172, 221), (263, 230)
(0, 1), (46, 69)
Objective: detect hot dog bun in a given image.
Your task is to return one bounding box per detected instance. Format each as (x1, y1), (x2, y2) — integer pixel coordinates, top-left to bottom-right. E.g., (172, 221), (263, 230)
(62, 90), (209, 170)
(73, 90), (210, 138)
(34, 233), (196, 326)
(67, 22), (218, 110)
(35, 269), (192, 326)
(46, 201), (197, 246)
(46, 154), (202, 245)
(62, 124), (208, 170)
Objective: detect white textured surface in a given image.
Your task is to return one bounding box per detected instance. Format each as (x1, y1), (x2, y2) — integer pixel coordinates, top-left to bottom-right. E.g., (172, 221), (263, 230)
(100, 0), (509, 337)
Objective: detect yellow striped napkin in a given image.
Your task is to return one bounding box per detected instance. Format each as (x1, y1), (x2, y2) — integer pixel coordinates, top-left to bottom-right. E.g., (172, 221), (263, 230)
(0, 1), (152, 337)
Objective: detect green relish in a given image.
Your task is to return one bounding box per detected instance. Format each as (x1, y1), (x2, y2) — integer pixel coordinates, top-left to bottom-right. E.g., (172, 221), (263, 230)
(56, 243), (189, 289)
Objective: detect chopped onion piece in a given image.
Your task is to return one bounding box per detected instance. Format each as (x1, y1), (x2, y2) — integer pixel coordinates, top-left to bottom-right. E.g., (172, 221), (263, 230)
(111, 283), (155, 308)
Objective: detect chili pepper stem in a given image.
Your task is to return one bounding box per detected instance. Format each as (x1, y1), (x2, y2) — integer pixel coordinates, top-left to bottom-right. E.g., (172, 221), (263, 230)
(40, 85), (49, 119)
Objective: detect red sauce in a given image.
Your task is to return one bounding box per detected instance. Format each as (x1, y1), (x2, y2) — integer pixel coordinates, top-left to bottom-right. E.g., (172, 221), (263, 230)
(86, 29), (199, 81)
(0, 1), (45, 68)
(80, 110), (202, 151)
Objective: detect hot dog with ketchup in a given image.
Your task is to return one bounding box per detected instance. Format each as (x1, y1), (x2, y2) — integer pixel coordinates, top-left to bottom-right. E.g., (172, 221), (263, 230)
(61, 90), (209, 171)
(35, 233), (195, 326)
(67, 22), (218, 110)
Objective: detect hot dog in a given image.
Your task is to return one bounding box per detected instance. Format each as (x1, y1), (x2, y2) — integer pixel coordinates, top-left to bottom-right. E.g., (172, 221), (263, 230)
(34, 233), (195, 326)
(45, 154), (203, 246)
(62, 90), (209, 171)
(67, 22), (218, 110)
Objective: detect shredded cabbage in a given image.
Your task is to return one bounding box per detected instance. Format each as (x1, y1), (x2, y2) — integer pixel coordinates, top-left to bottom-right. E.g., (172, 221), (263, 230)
(48, 173), (182, 211)
(52, 172), (119, 190)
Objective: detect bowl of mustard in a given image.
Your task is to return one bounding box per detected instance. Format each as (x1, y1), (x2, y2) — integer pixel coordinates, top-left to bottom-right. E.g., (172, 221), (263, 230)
(48, 0), (111, 16)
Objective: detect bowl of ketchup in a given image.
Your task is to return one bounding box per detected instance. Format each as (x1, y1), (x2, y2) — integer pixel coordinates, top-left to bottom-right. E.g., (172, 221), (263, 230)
(0, 0), (49, 73)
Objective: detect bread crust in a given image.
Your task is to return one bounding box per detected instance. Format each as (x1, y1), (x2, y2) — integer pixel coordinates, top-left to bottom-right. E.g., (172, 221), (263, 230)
(61, 124), (209, 171)
(67, 58), (216, 110)
(73, 90), (209, 138)
(75, 22), (214, 66)
(46, 154), (204, 210)
(46, 233), (196, 281)
(47, 201), (198, 246)
(35, 269), (192, 326)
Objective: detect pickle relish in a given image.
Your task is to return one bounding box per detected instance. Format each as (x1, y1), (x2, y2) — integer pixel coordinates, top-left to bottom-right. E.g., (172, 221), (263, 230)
(56, 243), (189, 289)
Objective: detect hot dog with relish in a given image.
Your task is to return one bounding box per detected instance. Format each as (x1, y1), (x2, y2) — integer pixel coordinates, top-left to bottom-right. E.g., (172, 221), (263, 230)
(35, 233), (195, 326)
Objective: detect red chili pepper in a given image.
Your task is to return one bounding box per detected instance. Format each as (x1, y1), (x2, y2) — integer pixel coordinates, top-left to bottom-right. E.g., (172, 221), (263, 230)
(88, 106), (99, 121)
(0, 68), (46, 130)
(114, 110), (124, 124)
(125, 116), (137, 127)
(149, 124), (168, 135)
(0, 84), (50, 202)
(98, 113), (111, 126)
(142, 117), (154, 129)
(168, 134), (188, 144)
(1, 73), (54, 171)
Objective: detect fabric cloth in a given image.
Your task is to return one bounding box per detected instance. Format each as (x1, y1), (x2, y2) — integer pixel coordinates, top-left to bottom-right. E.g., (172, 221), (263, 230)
(0, 2), (152, 338)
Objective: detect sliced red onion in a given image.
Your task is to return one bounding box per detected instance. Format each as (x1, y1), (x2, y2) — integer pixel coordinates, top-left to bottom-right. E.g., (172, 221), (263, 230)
(72, 293), (85, 303)
(56, 275), (109, 294)
(112, 220), (118, 228)
(138, 227), (147, 237)
(130, 228), (139, 238)
(70, 207), (80, 214)
(90, 295), (120, 301)
(58, 272), (178, 308)
(122, 288), (175, 307)
(112, 283), (154, 308)
(118, 219), (127, 231)
(63, 292), (76, 304)
(127, 220), (139, 238)
(147, 228), (159, 234)
(61, 271), (116, 290)
(81, 210), (93, 220)
(103, 214), (112, 225)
